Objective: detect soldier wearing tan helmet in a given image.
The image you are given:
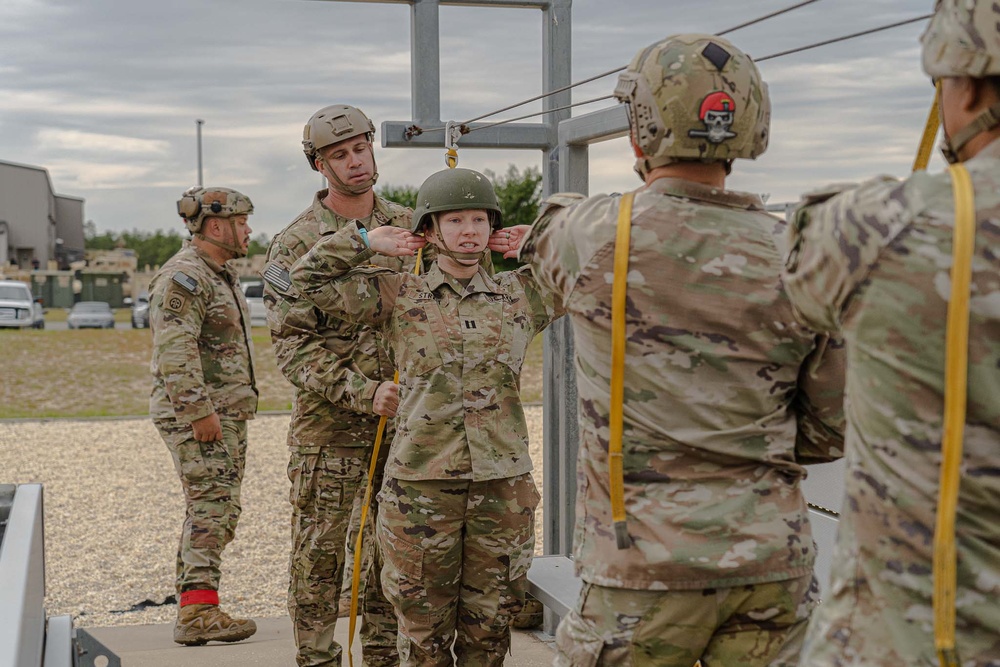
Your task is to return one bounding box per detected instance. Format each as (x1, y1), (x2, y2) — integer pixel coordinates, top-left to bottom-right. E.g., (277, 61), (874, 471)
(261, 104), (407, 667)
(148, 186), (259, 646)
(499, 33), (847, 665)
(784, 1), (1000, 664)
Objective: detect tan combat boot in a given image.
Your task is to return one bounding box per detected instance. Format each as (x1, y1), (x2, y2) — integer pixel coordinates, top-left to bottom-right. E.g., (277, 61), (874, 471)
(173, 603), (258, 646)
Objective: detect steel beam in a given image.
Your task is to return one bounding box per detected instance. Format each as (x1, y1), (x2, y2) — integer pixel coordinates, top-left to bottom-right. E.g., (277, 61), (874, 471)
(0, 484), (46, 667)
(381, 122), (551, 149)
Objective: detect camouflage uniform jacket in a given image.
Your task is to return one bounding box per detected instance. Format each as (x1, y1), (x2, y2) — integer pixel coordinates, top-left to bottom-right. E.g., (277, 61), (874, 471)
(149, 241), (258, 423)
(784, 140), (1000, 650)
(518, 178), (846, 590)
(289, 223), (563, 482)
(262, 191), (412, 450)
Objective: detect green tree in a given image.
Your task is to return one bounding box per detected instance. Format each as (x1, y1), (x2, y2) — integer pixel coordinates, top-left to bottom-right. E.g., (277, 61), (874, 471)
(484, 165), (542, 272)
(247, 232), (270, 258)
(378, 184), (419, 210)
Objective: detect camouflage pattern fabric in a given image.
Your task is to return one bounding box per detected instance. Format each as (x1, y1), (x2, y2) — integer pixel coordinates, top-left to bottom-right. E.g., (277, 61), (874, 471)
(154, 417), (248, 594)
(149, 242), (258, 422)
(264, 191), (410, 667)
(519, 179), (845, 589)
(555, 575), (817, 667)
(376, 475), (539, 667)
(287, 223), (564, 483)
(784, 140), (1000, 666)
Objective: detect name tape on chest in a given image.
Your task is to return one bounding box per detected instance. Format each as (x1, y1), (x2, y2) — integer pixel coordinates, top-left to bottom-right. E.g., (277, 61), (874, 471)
(263, 262), (293, 293)
(171, 271), (199, 294)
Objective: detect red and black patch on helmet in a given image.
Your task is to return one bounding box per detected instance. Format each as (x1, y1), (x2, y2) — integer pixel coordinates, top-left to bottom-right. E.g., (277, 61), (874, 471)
(688, 92), (737, 144)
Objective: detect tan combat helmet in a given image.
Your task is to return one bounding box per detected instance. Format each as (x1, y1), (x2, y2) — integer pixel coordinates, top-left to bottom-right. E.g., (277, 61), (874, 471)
(614, 33), (771, 181)
(302, 104), (379, 194)
(176, 186), (254, 257)
(921, 0), (1000, 162)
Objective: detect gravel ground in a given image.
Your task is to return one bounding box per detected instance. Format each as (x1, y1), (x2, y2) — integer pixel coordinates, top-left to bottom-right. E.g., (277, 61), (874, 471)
(0, 408), (545, 628)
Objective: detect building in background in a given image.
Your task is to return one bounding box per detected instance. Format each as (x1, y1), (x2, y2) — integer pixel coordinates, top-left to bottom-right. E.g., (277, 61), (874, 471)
(0, 159), (85, 271)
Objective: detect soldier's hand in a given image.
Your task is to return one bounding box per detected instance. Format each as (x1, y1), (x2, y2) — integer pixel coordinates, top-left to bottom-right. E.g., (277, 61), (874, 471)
(192, 412), (223, 442)
(367, 227), (427, 257)
(373, 380), (399, 417)
(488, 225), (531, 259)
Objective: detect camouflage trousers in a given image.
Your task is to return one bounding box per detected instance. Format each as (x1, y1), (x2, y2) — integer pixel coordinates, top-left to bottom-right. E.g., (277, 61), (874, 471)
(288, 446), (397, 667)
(155, 418), (247, 595)
(555, 574), (818, 667)
(376, 474), (540, 667)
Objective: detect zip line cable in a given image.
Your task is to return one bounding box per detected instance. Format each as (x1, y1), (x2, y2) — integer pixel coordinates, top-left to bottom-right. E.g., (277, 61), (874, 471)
(407, 9), (931, 140)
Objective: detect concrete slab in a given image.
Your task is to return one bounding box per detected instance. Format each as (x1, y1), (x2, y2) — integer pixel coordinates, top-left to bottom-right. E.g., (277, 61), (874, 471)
(87, 616), (556, 666)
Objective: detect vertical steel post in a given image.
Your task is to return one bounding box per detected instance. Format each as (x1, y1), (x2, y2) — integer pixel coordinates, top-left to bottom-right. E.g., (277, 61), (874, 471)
(195, 119), (204, 187)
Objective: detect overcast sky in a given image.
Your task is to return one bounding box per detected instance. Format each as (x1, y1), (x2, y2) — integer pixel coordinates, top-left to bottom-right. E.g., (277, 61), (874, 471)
(0, 0), (941, 239)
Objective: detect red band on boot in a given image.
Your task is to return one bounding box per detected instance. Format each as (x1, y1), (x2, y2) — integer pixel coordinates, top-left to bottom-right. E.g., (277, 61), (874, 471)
(180, 589), (219, 607)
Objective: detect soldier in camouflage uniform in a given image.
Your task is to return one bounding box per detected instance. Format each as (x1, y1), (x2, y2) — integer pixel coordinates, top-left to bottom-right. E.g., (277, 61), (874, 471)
(262, 104), (405, 667)
(288, 167), (563, 667)
(784, 2), (1000, 664)
(149, 186), (259, 646)
(504, 34), (848, 666)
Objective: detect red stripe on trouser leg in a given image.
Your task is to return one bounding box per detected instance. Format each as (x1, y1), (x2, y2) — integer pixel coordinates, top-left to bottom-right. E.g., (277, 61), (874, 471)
(180, 589), (220, 607)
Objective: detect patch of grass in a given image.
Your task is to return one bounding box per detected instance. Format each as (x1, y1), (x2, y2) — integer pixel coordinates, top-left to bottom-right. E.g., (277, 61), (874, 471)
(0, 328), (544, 419)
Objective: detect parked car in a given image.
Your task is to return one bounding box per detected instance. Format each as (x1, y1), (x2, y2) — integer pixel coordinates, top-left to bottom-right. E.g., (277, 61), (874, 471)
(131, 291), (150, 328)
(67, 301), (115, 329)
(0, 280), (44, 329)
(242, 281), (267, 328)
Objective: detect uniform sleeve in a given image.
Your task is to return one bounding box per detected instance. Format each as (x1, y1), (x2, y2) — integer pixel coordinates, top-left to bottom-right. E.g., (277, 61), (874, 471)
(288, 225), (405, 330)
(783, 175), (908, 332)
(517, 192), (589, 310)
(150, 280), (214, 423)
(263, 228), (382, 415)
(513, 265), (566, 333)
(792, 334), (847, 464)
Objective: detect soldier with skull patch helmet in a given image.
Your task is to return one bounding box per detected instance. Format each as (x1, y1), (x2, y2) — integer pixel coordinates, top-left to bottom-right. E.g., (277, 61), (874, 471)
(148, 185), (259, 646)
(261, 104), (409, 667)
(501, 34), (848, 666)
(287, 167), (563, 667)
(785, 1), (1000, 664)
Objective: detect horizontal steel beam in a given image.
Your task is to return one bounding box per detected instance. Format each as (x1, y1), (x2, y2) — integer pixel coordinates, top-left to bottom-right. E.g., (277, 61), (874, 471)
(557, 104), (628, 146)
(382, 121), (553, 150)
(306, 0), (552, 8)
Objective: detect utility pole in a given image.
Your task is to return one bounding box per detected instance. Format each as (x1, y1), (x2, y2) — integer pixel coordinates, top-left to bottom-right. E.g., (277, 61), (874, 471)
(195, 119), (204, 187)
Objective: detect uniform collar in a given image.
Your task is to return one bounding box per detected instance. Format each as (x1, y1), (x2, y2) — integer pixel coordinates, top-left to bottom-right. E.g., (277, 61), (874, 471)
(187, 240), (228, 275)
(645, 177), (765, 211)
(312, 189), (396, 233)
(423, 261), (502, 296)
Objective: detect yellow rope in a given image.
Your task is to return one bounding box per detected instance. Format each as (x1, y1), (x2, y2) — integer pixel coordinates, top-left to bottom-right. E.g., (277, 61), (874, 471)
(348, 248), (423, 667)
(914, 82), (942, 172)
(934, 164), (974, 667)
(609, 192), (634, 549)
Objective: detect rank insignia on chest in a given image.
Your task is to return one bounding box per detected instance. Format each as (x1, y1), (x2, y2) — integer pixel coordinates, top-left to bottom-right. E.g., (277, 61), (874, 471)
(463, 319), (478, 330)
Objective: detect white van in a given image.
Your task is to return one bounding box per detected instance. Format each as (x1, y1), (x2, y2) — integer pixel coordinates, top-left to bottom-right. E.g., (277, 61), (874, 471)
(0, 280), (44, 329)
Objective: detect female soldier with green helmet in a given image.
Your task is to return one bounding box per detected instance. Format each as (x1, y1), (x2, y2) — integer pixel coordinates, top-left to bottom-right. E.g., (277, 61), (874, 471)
(288, 167), (562, 667)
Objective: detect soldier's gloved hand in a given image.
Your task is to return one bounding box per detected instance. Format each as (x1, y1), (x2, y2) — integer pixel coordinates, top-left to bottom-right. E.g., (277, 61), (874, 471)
(192, 412), (223, 442)
(373, 380), (399, 417)
(488, 225), (531, 259)
(367, 226), (427, 257)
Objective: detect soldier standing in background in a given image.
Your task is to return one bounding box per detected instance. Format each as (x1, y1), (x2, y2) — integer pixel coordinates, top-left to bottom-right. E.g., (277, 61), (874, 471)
(507, 34), (847, 666)
(785, 1), (1000, 663)
(148, 186), (258, 646)
(261, 104), (405, 667)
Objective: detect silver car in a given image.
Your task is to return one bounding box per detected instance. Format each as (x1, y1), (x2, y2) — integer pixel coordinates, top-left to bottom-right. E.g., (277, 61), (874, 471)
(67, 301), (115, 329)
(131, 292), (150, 328)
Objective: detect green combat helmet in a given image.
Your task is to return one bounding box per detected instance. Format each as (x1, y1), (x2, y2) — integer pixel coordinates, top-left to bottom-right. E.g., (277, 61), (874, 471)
(302, 104), (378, 194)
(921, 0), (1000, 162)
(413, 167), (503, 263)
(176, 186), (254, 257)
(613, 33), (771, 180)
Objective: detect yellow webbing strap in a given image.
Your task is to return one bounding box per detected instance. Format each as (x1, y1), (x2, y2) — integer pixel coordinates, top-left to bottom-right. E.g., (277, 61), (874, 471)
(609, 192), (634, 550)
(348, 248), (423, 667)
(934, 163), (975, 667)
(913, 82), (942, 172)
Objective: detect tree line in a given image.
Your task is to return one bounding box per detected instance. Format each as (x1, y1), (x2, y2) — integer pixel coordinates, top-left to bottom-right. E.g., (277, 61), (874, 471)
(84, 165), (542, 272)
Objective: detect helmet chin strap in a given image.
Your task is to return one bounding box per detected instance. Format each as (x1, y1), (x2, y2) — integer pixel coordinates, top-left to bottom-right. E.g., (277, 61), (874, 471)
(940, 99), (1000, 164)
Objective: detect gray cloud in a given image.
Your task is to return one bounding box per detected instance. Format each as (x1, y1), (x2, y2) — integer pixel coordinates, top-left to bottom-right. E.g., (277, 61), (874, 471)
(0, 0), (939, 236)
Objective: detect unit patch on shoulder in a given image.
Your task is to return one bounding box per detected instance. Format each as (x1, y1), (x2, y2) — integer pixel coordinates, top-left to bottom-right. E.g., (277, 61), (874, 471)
(171, 271), (199, 294)
(164, 290), (188, 313)
(263, 262), (293, 293)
